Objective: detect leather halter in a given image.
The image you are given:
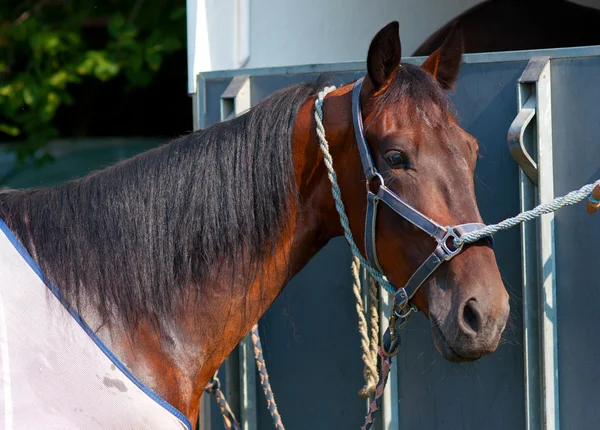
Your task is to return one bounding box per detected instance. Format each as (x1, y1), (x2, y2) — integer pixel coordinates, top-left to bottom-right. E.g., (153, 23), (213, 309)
(351, 77), (492, 333)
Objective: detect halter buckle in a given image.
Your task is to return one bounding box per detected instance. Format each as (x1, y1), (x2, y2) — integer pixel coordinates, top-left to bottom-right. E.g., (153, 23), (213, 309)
(381, 313), (402, 357)
(440, 227), (464, 261)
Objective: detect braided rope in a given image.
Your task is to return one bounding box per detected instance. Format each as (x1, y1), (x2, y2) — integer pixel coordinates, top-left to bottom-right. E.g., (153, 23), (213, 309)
(204, 372), (241, 430)
(368, 276), (380, 376)
(314, 87), (395, 295)
(351, 255), (379, 398)
(361, 353), (393, 430)
(455, 179), (600, 246)
(251, 324), (285, 430)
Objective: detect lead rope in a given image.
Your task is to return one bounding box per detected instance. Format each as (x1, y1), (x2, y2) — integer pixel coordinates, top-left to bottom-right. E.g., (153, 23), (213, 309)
(205, 324), (284, 430)
(251, 324), (285, 430)
(351, 255), (380, 398)
(314, 86), (396, 296)
(455, 179), (600, 247)
(314, 86), (394, 428)
(204, 372), (241, 430)
(361, 353), (393, 430)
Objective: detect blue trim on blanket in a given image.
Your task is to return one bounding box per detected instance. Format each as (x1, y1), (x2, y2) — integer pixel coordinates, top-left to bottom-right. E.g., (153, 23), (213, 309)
(0, 218), (192, 430)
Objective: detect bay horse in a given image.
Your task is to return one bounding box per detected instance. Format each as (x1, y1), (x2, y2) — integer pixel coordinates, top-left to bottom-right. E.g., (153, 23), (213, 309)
(0, 21), (509, 427)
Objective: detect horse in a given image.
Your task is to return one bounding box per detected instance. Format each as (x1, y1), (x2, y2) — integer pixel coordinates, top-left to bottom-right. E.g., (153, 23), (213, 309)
(413, 0), (600, 56)
(0, 21), (509, 428)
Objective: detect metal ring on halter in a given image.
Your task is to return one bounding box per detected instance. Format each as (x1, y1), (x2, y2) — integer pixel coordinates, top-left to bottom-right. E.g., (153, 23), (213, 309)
(394, 302), (417, 319)
(381, 332), (401, 357)
(381, 316), (402, 358)
(366, 171), (385, 194)
(440, 227), (465, 261)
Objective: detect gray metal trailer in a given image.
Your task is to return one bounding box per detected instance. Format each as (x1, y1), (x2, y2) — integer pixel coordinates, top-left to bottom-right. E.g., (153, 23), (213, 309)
(194, 45), (600, 430)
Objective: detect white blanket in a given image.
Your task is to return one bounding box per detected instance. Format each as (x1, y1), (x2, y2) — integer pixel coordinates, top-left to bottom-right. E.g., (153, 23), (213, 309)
(0, 220), (190, 430)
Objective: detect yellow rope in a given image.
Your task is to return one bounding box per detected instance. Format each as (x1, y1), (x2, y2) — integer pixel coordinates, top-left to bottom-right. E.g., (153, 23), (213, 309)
(368, 276), (380, 378)
(351, 255), (379, 398)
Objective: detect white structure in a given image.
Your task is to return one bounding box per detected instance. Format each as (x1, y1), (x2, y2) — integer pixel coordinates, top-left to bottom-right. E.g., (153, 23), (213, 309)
(186, 0), (479, 93)
(186, 0), (600, 94)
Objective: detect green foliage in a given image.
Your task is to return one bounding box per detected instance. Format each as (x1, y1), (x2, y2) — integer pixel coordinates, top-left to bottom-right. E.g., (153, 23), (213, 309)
(0, 0), (186, 170)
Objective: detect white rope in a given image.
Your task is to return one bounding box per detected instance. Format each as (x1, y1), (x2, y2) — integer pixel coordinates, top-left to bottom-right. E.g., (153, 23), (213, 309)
(455, 179), (600, 247)
(314, 86), (395, 295)
(315, 87), (382, 398)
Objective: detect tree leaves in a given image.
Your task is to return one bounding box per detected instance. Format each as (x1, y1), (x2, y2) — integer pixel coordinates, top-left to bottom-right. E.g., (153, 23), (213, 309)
(0, 124), (20, 137)
(77, 51), (121, 81)
(0, 0), (186, 177)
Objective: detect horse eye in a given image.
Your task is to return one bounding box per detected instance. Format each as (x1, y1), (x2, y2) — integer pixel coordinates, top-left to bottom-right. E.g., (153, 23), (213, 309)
(384, 151), (409, 169)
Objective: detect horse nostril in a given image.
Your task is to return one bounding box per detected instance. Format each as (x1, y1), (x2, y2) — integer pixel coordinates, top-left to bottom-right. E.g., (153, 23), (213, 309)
(462, 298), (482, 334)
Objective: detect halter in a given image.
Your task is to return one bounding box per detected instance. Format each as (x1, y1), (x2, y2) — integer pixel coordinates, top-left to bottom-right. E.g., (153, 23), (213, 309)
(350, 78), (493, 355)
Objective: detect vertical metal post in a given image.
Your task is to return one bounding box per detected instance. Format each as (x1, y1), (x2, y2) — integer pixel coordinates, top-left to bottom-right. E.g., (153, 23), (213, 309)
(196, 73), (207, 130)
(508, 56), (559, 430)
(219, 75), (258, 430)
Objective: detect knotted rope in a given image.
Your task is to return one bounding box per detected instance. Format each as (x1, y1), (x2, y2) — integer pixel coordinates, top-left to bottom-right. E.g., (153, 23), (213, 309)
(351, 255), (380, 398)
(456, 180), (600, 247)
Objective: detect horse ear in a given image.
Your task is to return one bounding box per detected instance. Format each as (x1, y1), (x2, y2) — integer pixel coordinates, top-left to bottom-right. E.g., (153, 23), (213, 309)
(421, 21), (464, 90)
(366, 21), (401, 91)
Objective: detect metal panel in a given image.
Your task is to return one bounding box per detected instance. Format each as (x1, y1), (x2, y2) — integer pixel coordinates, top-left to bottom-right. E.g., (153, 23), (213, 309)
(200, 64), (528, 430)
(195, 45), (600, 83)
(550, 56), (600, 430)
(195, 45), (600, 430)
(199, 64), (527, 430)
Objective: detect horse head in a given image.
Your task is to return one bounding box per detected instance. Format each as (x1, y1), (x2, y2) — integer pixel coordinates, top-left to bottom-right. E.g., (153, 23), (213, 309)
(316, 21), (509, 362)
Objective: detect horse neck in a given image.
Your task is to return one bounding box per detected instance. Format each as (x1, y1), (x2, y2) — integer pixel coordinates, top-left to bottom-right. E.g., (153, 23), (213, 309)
(187, 85), (360, 371)
(161, 86), (362, 420)
(0, 85), (362, 424)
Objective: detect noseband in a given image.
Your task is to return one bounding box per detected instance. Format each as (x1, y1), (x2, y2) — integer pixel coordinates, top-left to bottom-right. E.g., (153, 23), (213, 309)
(350, 78), (492, 354)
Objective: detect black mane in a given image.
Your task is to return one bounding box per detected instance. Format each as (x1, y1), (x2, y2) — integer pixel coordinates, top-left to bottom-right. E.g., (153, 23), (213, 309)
(0, 81), (321, 326)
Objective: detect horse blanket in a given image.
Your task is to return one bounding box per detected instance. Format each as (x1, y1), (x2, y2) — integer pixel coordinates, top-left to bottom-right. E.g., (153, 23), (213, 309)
(0, 220), (191, 429)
